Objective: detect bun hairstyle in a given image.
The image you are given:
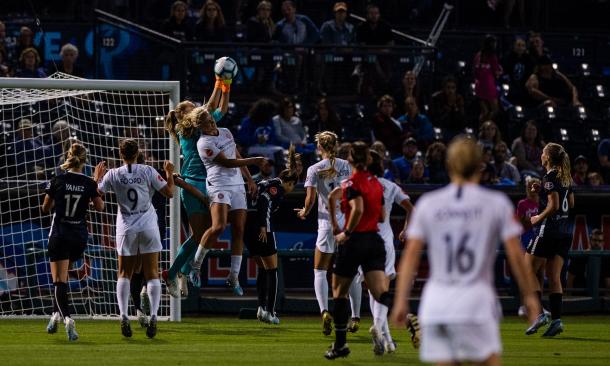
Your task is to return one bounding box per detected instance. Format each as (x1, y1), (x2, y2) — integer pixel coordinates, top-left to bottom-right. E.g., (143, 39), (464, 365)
(348, 141), (370, 170)
(119, 138), (139, 161)
(165, 101), (196, 142)
(60, 142), (87, 171)
(278, 144), (301, 184)
(368, 150), (384, 177)
(544, 142), (572, 187)
(315, 131), (339, 178)
(446, 136), (483, 180)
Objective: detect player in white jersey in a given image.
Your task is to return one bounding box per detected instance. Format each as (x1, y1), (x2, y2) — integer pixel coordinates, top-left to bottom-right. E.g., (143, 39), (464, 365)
(94, 139), (175, 339)
(391, 136), (540, 366)
(295, 131), (357, 335)
(186, 107), (266, 295)
(367, 150), (414, 353)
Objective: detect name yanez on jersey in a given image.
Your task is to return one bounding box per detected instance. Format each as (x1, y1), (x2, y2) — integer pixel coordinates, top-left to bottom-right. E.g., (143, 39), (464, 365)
(64, 184), (85, 192)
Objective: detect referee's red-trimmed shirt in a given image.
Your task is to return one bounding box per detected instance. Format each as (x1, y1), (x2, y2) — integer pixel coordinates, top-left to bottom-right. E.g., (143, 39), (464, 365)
(340, 170), (383, 232)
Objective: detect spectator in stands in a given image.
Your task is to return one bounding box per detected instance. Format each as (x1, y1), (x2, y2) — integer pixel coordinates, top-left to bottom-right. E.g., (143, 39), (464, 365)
(598, 138), (610, 183)
(319, 2), (354, 45)
(511, 120), (545, 176)
(587, 172), (604, 187)
(0, 49), (10, 77)
(567, 229), (608, 293)
(306, 97), (342, 140)
(246, 1), (275, 43)
(273, 1), (319, 45)
(47, 120), (72, 166)
(502, 37), (534, 105)
(482, 146), (493, 165)
(272, 97), (306, 147)
(572, 155), (589, 186)
(53, 43), (84, 78)
(237, 98), (277, 148)
(0, 21), (7, 57)
(480, 162), (498, 185)
(337, 142), (352, 160)
(372, 94), (405, 157)
(11, 118), (46, 178)
(393, 137), (421, 183)
(252, 158), (275, 183)
(14, 27), (43, 67)
(525, 55), (581, 108)
(395, 70), (425, 115)
(355, 3), (393, 46)
(370, 140), (399, 182)
(247, 126), (284, 162)
(430, 75), (466, 139)
(160, 1), (194, 41)
(473, 35), (502, 122)
(406, 158), (428, 184)
(527, 31), (550, 64)
(516, 176), (540, 249)
(493, 141), (521, 185)
(195, 0), (228, 42)
(425, 141), (449, 185)
(15, 48), (47, 78)
(398, 96), (434, 146)
(478, 120), (502, 150)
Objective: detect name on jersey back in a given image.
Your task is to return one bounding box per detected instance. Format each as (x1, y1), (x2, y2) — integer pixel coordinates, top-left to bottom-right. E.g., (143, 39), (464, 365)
(65, 184), (85, 192)
(119, 177), (143, 184)
(434, 207), (482, 221)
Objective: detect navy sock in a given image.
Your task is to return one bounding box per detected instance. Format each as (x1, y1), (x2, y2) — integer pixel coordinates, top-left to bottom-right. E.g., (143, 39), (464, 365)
(378, 291), (393, 310)
(549, 293), (562, 320)
(266, 268), (278, 314)
(53, 282), (70, 319)
(257, 268), (267, 309)
(333, 297), (349, 348)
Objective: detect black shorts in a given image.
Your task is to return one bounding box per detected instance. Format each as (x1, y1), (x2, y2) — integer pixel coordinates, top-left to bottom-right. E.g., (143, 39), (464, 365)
(333, 232), (386, 278)
(245, 231), (278, 257)
(526, 229), (571, 260)
(48, 236), (87, 262)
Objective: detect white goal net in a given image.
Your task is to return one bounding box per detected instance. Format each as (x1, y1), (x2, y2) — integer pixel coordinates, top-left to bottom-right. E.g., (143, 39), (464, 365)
(0, 75), (180, 320)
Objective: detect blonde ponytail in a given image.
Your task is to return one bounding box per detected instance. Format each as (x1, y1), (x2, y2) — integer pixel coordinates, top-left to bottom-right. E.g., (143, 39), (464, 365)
(164, 110), (180, 144)
(60, 142), (87, 171)
(315, 131), (339, 179)
(279, 144), (302, 183)
(544, 143), (572, 187)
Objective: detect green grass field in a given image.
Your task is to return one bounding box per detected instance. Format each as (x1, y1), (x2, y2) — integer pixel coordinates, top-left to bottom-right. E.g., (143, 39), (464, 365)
(0, 316), (609, 365)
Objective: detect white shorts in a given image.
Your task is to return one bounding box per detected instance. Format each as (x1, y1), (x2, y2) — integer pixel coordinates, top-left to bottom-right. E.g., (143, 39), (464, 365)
(208, 184), (247, 211)
(116, 229), (162, 256)
(315, 227), (336, 254)
(420, 322), (502, 363)
(380, 231), (396, 279)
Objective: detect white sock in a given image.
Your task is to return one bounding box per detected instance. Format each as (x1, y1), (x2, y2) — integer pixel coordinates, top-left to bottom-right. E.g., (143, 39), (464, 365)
(373, 299), (389, 336)
(230, 255), (242, 279)
(147, 279), (161, 318)
(369, 292), (377, 326)
(192, 246), (209, 270)
(349, 278), (362, 319)
(117, 277), (130, 318)
(314, 269), (328, 313)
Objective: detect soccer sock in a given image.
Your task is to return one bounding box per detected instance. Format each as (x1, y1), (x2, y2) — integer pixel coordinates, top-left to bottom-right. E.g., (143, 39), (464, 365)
(117, 277), (130, 318)
(378, 291), (393, 310)
(333, 297), (349, 348)
(180, 249), (197, 275)
(373, 300), (389, 333)
(53, 282), (70, 320)
(266, 268), (278, 314)
(191, 246), (209, 272)
(230, 255), (242, 279)
(549, 292), (562, 320)
(314, 269), (329, 313)
(256, 268), (267, 309)
(130, 272), (143, 312)
(368, 291), (377, 325)
(170, 236), (198, 278)
(147, 279), (161, 319)
(348, 278), (362, 319)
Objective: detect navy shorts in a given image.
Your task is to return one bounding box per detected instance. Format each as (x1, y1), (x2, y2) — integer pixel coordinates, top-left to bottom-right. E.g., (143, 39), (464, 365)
(333, 232), (386, 278)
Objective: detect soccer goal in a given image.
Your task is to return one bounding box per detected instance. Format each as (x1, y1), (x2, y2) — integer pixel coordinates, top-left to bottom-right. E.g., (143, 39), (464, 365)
(0, 74), (181, 321)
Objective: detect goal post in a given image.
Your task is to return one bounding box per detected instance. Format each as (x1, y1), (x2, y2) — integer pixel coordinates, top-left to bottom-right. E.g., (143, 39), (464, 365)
(0, 76), (181, 321)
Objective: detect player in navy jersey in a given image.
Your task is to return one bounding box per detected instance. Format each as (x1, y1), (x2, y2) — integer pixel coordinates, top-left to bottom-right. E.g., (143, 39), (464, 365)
(525, 142), (574, 337)
(247, 146), (300, 325)
(42, 143), (105, 341)
(323, 142), (396, 359)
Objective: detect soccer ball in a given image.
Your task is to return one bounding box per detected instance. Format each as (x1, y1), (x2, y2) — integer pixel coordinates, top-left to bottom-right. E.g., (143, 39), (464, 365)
(214, 56), (239, 80)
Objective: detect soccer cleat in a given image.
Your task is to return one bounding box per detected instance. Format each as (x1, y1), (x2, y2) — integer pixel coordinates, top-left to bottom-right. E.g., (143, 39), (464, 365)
(64, 318), (78, 341)
(257, 306), (266, 322)
(137, 309), (149, 328)
(263, 311), (280, 325)
(121, 316), (133, 338)
(146, 316), (157, 338)
(321, 310), (333, 336)
(46, 312), (61, 334)
(226, 276), (244, 296)
(542, 319), (564, 337)
(324, 343), (350, 360)
(525, 312), (550, 335)
(140, 286), (150, 315)
(347, 317), (360, 333)
(369, 325), (385, 356)
(519, 305), (551, 318)
(384, 338), (397, 353)
(178, 273), (189, 298)
(161, 270), (181, 298)
(407, 313), (421, 349)
(189, 268), (201, 288)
